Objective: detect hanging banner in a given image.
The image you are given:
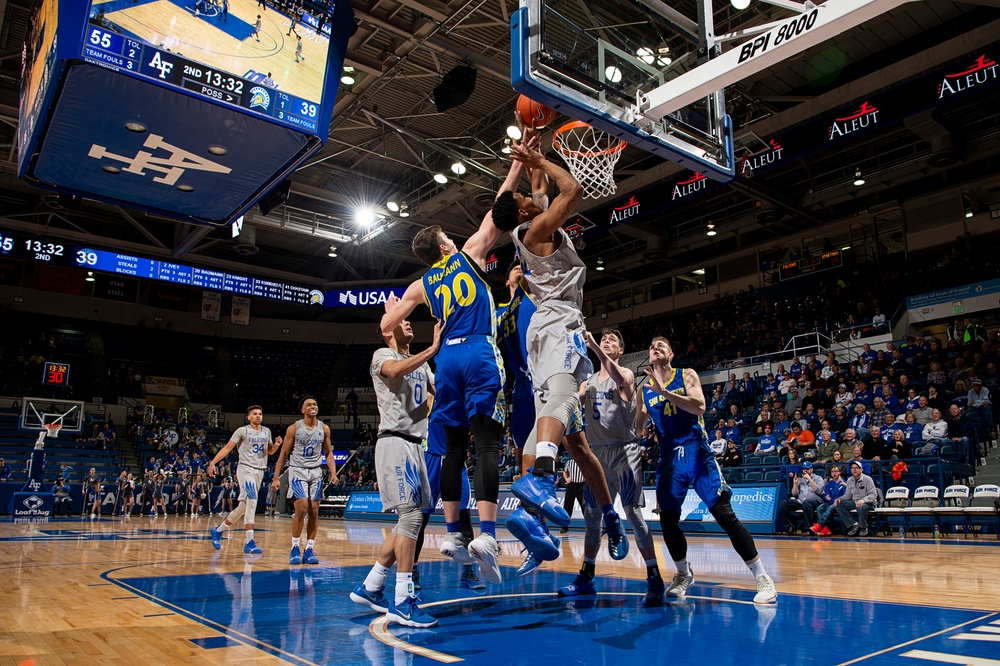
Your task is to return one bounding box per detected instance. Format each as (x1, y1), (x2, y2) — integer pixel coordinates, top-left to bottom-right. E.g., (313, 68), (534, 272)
(231, 296), (251, 326)
(201, 291), (221, 321)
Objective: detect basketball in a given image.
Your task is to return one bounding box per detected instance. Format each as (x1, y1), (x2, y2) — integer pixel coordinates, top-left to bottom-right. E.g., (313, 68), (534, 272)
(516, 95), (557, 128)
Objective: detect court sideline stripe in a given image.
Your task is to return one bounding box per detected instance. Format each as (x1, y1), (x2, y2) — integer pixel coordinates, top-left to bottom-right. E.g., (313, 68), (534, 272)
(837, 611), (999, 665)
(101, 564), (319, 666)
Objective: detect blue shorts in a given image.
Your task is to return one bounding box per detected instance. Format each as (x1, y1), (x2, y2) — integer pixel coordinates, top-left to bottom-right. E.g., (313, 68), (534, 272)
(509, 375), (535, 449)
(431, 337), (505, 427)
(423, 452), (471, 514)
(656, 443), (728, 514)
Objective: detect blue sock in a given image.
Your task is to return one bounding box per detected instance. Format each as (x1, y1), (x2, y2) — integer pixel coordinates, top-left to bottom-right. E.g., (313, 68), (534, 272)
(446, 521), (461, 533)
(601, 504), (615, 517)
(481, 520), (496, 538)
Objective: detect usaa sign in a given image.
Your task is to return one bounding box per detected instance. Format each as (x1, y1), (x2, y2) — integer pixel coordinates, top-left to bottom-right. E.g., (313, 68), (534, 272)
(325, 288), (406, 308)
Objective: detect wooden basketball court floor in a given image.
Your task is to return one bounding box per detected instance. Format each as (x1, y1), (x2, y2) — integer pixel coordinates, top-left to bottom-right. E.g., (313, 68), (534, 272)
(95, 0), (328, 102)
(2, 514), (999, 665)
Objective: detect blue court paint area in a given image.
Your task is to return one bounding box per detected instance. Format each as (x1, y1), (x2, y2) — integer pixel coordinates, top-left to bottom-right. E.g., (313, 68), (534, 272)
(110, 561), (990, 666)
(168, 1), (257, 41)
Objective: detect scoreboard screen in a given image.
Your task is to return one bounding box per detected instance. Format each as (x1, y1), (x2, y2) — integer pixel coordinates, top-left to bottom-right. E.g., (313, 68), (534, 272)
(81, 1), (334, 133)
(780, 250), (843, 281)
(43, 362), (70, 387)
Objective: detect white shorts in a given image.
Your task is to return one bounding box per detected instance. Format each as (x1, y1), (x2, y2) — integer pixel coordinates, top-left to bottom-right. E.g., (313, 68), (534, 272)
(584, 441), (645, 509)
(237, 466), (264, 501)
(288, 466), (323, 501)
(527, 301), (593, 392)
(375, 436), (432, 512)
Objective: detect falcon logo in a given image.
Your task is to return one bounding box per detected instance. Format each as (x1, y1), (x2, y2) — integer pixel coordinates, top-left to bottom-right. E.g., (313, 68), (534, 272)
(249, 87), (271, 110)
(23, 495), (43, 511)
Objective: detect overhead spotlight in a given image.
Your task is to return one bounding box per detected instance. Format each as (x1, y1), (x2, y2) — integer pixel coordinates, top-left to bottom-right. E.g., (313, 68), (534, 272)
(86, 271), (95, 282)
(328, 246), (338, 258)
(853, 167), (865, 186)
(433, 173), (448, 184)
(637, 44), (671, 67)
(506, 125), (522, 140)
(596, 257), (605, 271)
(731, 0), (752, 10)
(354, 207), (377, 228)
(693, 268), (706, 275)
(451, 161), (467, 175)
(841, 246), (851, 251)
(502, 138), (513, 154)
(341, 67), (356, 85)
(962, 192), (974, 218)
(706, 222), (717, 237)
(399, 203), (410, 218)
(605, 66), (623, 84)
(965, 210), (974, 218)
(386, 200), (400, 212)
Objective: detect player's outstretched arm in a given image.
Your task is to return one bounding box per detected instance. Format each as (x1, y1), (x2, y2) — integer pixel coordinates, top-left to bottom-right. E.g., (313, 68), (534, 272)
(510, 142), (583, 247)
(270, 424), (296, 490)
(379, 322), (443, 379)
(207, 438), (238, 477)
(380, 280), (425, 337)
(463, 160), (527, 266)
(322, 425), (338, 485)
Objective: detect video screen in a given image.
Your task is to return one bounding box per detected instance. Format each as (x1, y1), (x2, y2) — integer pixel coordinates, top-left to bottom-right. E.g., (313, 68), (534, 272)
(87, 0), (332, 109)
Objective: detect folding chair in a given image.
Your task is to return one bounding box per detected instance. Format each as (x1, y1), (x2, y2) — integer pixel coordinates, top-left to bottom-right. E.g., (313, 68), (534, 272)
(901, 485), (940, 537)
(872, 486), (909, 537)
(933, 485), (970, 537)
(965, 484), (1000, 539)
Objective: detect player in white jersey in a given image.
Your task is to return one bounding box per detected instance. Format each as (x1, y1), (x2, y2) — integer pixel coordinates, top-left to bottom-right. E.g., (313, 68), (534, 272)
(490, 136), (629, 563)
(271, 397), (338, 565)
(351, 318), (441, 628)
(558, 329), (664, 604)
(208, 405), (282, 554)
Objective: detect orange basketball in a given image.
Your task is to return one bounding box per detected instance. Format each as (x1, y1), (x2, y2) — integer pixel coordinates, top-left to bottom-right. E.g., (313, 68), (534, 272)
(516, 95), (557, 128)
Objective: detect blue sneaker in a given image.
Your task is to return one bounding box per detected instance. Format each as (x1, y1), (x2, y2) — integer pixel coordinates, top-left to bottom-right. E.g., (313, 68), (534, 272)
(350, 584), (389, 613)
(511, 473), (571, 527)
(303, 547), (319, 564)
(557, 573), (597, 597)
(387, 596), (438, 628)
(604, 512), (630, 560)
(505, 508), (560, 561)
(289, 545), (302, 565)
(642, 575), (665, 607)
(516, 551), (541, 577)
(461, 566), (486, 590)
(209, 527), (221, 550)
(244, 539), (262, 555)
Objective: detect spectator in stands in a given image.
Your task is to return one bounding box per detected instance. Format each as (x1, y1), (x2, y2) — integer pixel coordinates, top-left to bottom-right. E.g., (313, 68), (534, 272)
(723, 419), (741, 445)
(0, 457), (10, 482)
(863, 426), (892, 462)
(721, 439), (743, 468)
(831, 406), (850, 437)
(838, 429), (861, 459)
(755, 424), (778, 455)
(778, 373), (797, 396)
(781, 448), (803, 481)
(809, 464), (847, 536)
(835, 384), (853, 410)
(951, 380), (970, 410)
(779, 460), (825, 535)
(879, 386), (901, 415)
(847, 444), (871, 475)
(836, 460), (877, 536)
(345, 389), (359, 428)
(871, 308), (887, 331)
(728, 404), (745, 427)
(710, 429), (727, 457)
(784, 422), (816, 459)
(926, 385), (949, 412)
(763, 373), (779, 396)
(901, 412), (923, 445)
(849, 404), (870, 433)
(815, 430), (838, 463)
(752, 404), (774, 436)
(828, 449), (847, 477)
(790, 409), (809, 431)
(912, 397), (933, 424)
(707, 387), (726, 420)
(944, 404), (973, 467)
(785, 388), (804, 413)
(882, 412), (901, 437)
(920, 409), (949, 454)
(772, 410), (792, 439)
(926, 361), (946, 388)
(868, 397), (888, 429)
(902, 388), (920, 413)
(887, 429), (910, 460)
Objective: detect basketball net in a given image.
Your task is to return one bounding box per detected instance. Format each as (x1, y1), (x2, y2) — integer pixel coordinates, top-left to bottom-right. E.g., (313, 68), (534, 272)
(35, 422), (62, 449)
(552, 121), (627, 199)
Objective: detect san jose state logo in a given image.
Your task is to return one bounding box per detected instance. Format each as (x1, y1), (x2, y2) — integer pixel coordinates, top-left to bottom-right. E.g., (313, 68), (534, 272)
(309, 290), (324, 305)
(249, 86), (271, 111)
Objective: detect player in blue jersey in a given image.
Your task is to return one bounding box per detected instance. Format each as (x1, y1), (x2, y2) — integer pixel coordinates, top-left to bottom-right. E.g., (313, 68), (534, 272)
(636, 337), (777, 605)
(381, 132), (539, 585)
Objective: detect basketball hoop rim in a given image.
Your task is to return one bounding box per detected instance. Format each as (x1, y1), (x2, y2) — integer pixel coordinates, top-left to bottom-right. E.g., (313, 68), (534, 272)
(43, 423), (62, 436)
(552, 121), (627, 158)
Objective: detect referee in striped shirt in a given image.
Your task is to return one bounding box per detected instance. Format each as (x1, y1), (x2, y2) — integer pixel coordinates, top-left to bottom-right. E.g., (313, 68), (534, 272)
(560, 459), (586, 534)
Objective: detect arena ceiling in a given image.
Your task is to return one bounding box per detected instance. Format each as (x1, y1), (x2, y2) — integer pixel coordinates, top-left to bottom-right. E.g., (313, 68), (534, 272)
(0, 0), (998, 323)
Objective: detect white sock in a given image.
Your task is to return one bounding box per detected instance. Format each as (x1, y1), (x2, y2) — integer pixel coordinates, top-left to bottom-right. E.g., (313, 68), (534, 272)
(748, 559), (766, 577)
(536, 440), (558, 461)
(216, 522), (229, 533)
(306, 539), (315, 550)
(674, 559), (691, 576)
(245, 529), (254, 543)
(365, 561), (391, 592)
(396, 573), (413, 604)
(292, 536), (301, 547)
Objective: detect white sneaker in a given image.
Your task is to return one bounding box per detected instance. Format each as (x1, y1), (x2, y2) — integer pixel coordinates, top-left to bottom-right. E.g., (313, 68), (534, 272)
(440, 532), (474, 565)
(666, 567), (695, 598)
(89, 513), (95, 519)
(468, 534), (502, 584)
(754, 573), (778, 604)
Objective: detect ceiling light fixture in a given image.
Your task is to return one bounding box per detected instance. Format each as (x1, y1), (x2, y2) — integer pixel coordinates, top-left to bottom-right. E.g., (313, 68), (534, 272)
(86, 271), (95, 282)
(328, 246), (338, 258)
(399, 203), (410, 218)
(605, 66), (623, 84)
(433, 173), (448, 184)
(853, 167), (865, 186)
(354, 207), (377, 228)
(693, 268), (706, 275)
(841, 245), (851, 251)
(506, 125), (522, 140)
(596, 257), (605, 271)
(706, 222), (717, 237)
(341, 67), (356, 85)
(731, 0), (752, 10)
(386, 200), (400, 212)
(451, 162), (467, 175)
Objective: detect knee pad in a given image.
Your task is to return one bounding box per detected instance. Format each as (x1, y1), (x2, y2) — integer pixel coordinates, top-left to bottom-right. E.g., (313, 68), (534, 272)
(538, 374), (581, 430)
(583, 506), (603, 551)
(228, 502), (247, 524)
(243, 498), (258, 522)
(393, 504), (424, 541)
(624, 505), (654, 553)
